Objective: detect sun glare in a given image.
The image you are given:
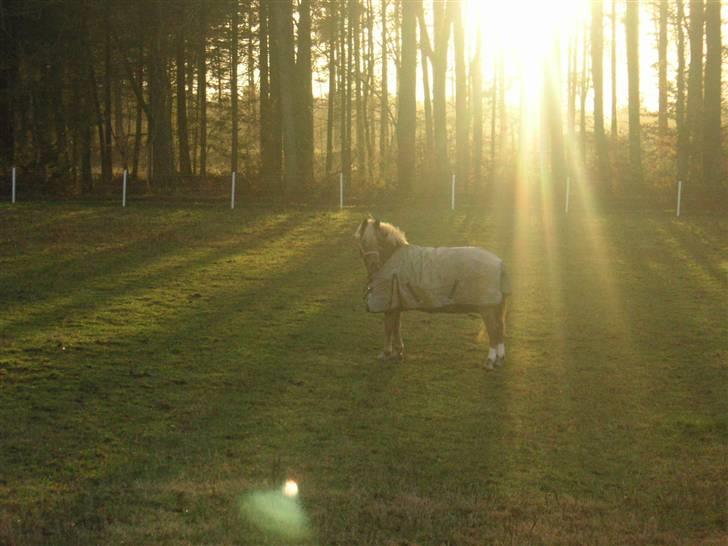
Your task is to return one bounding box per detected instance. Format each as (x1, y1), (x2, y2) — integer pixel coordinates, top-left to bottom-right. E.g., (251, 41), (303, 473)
(464, 0), (587, 107)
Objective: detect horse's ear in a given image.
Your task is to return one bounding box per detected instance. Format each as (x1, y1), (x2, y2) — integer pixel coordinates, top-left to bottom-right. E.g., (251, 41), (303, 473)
(356, 217), (369, 238)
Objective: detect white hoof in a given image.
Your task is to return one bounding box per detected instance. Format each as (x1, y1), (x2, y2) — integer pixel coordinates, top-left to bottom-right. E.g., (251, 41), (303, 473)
(377, 351), (401, 362)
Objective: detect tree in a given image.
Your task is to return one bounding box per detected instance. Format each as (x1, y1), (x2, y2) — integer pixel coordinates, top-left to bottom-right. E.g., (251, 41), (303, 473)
(432, 1), (452, 193)
(397, 0), (417, 192)
(296, 0), (314, 186)
(657, 0), (668, 134)
(379, 0), (389, 177)
(176, 30), (192, 176)
(610, 0), (617, 139)
(676, 0), (688, 183)
(471, 29), (483, 189)
(197, 1), (208, 177)
(231, 1), (239, 177)
(591, 0), (609, 184)
(702, 0), (722, 188)
(271, 0), (300, 193)
(686, 0), (703, 182)
(625, 0), (642, 185)
(453, 0), (469, 192)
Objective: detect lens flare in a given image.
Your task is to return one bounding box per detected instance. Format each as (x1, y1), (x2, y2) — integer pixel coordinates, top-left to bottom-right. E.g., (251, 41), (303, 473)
(283, 480), (299, 497)
(239, 481), (310, 540)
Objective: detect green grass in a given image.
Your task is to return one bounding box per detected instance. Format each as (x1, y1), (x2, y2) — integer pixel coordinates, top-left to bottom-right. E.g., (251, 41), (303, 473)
(0, 201), (726, 545)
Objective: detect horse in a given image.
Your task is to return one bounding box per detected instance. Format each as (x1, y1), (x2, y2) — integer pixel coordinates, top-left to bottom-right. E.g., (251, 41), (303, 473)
(355, 217), (510, 370)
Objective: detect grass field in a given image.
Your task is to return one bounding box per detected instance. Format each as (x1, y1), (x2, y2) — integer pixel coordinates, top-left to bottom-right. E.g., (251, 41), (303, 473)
(0, 201), (726, 545)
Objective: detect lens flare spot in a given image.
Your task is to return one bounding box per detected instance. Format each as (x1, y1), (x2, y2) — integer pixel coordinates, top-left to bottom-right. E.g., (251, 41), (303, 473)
(283, 480), (298, 497)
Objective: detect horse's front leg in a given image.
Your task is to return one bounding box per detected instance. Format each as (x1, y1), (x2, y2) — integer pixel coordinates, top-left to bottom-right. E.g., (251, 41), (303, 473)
(393, 311), (404, 359)
(378, 311), (400, 361)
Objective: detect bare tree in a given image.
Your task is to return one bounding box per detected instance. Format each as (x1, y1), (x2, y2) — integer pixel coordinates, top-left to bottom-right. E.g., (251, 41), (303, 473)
(625, 0), (642, 185)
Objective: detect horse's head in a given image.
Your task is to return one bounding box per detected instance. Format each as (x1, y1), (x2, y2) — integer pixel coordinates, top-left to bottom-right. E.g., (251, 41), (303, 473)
(354, 217), (408, 279)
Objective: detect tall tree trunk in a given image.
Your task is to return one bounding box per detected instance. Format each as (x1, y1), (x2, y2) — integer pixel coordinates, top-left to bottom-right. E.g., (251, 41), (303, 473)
(271, 0), (300, 193)
(0, 1), (15, 166)
(490, 56), (497, 177)
(676, 0), (688, 183)
(259, 0), (280, 187)
(397, 0), (417, 192)
(353, 0), (366, 182)
(686, 0), (704, 182)
(433, 0), (452, 192)
(380, 0), (389, 176)
(610, 0), (617, 139)
(296, 0), (314, 186)
(149, 0), (175, 188)
(102, 0), (113, 186)
(591, 0), (609, 184)
(498, 53), (507, 164)
(176, 31), (192, 175)
(625, 0), (642, 185)
(471, 29), (483, 190)
(365, 0), (375, 185)
(197, 3), (208, 177)
(131, 45), (143, 179)
(340, 3), (350, 188)
(545, 38), (566, 185)
(702, 0), (722, 188)
(418, 7), (434, 170)
(579, 27), (588, 161)
(453, 0), (469, 192)
(343, 1), (353, 188)
(658, 0), (668, 134)
(231, 2), (239, 176)
(325, 3), (337, 178)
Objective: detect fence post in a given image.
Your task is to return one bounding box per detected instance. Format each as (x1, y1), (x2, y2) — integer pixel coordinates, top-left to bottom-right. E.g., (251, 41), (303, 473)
(11, 167), (16, 204)
(122, 169), (127, 207)
(231, 172), (236, 209)
(676, 180), (682, 217)
(339, 172), (343, 210)
(565, 176), (570, 214)
(451, 174), (455, 210)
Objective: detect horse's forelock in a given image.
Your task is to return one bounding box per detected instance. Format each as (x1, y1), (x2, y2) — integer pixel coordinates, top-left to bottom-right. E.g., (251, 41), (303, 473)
(377, 221), (408, 246)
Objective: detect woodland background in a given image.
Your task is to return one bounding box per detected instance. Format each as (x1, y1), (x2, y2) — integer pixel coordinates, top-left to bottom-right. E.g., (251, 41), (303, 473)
(0, 0), (725, 205)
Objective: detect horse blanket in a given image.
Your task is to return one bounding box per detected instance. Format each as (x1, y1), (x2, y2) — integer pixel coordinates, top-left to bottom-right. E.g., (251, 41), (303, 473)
(366, 245), (511, 313)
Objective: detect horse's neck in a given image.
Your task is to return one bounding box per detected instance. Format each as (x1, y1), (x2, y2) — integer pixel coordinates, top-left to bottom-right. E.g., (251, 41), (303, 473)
(380, 242), (405, 265)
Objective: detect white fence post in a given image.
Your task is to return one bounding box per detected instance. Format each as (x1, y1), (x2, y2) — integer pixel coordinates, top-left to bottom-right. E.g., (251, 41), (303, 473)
(565, 176), (570, 214)
(339, 172), (343, 210)
(676, 180), (682, 217)
(451, 174), (455, 210)
(231, 172), (236, 209)
(122, 169), (127, 207)
(11, 167), (16, 204)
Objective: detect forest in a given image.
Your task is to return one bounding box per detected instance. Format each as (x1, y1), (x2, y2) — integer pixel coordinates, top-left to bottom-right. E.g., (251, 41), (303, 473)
(0, 0), (725, 203)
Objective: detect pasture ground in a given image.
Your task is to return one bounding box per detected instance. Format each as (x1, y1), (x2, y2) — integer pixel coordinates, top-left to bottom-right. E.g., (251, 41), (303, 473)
(0, 201), (726, 545)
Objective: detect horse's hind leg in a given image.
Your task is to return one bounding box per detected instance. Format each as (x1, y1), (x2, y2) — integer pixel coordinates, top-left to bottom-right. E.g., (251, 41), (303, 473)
(496, 296), (507, 365)
(480, 308), (498, 370)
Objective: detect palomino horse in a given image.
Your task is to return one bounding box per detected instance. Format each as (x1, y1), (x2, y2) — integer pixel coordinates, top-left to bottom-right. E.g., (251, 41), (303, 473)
(355, 217), (510, 370)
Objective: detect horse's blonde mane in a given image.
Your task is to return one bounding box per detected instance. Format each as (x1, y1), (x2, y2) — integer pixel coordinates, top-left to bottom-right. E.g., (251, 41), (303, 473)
(355, 218), (408, 247)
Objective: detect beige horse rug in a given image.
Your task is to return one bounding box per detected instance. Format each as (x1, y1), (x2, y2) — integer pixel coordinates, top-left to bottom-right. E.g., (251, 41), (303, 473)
(366, 245), (511, 313)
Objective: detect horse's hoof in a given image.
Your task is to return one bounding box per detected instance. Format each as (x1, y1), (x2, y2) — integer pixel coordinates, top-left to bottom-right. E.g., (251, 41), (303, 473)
(377, 351), (401, 362)
(484, 359), (497, 371)
(496, 356), (506, 367)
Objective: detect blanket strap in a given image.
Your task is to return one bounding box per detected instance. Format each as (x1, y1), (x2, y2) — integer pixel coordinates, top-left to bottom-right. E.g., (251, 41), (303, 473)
(448, 280), (459, 299)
